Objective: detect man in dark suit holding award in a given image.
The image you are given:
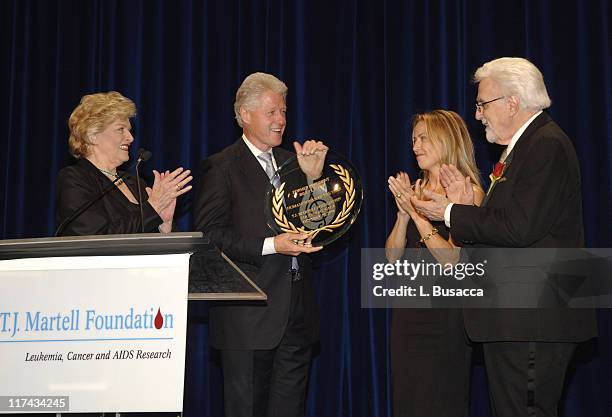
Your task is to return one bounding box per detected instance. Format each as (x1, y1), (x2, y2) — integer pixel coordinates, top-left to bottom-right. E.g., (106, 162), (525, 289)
(194, 72), (327, 417)
(412, 57), (597, 417)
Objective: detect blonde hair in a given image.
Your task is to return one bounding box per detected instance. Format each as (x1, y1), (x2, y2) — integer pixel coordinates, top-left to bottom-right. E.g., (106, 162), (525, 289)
(234, 72), (288, 127)
(68, 91), (136, 158)
(412, 110), (482, 189)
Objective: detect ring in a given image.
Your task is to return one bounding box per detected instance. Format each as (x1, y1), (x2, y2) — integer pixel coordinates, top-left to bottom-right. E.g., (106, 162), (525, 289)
(396, 193), (401, 198)
(176, 184), (182, 190)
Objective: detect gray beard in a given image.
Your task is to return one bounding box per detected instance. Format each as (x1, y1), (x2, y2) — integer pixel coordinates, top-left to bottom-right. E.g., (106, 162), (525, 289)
(485, 127), (499, 144)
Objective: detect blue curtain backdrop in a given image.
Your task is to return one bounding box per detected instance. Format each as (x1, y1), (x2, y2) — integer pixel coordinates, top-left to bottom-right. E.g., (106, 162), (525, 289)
(2, 0), (611, 416)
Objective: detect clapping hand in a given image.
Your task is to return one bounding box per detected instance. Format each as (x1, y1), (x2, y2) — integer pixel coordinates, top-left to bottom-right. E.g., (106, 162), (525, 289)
(440, 164), (474, 205)
(146, 167), (193, 223)
(294, 140), (328, 180)
(410, 186), (449, 222)
(388, 171), (423, 220)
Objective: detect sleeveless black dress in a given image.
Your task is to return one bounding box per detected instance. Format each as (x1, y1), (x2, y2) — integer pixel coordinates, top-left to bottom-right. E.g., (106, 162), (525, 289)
(390, 220), (472, 417)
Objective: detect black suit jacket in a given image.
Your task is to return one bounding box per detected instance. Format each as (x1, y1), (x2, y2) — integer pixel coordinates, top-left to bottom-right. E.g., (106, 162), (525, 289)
(194, 139), (320, 350)
(56, 158), (163, 236)
(451, 112), (597, 342)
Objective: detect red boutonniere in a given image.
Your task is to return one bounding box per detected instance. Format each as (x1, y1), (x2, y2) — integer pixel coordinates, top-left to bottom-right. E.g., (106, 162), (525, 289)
(490, 162), (506, 182)
(487, 162), (507, 195)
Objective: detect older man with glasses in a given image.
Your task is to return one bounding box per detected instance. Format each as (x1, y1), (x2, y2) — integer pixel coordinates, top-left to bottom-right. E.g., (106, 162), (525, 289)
(412, 57), (597, 417)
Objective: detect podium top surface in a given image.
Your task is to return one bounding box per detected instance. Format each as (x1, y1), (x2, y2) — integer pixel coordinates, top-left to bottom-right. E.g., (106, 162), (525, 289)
(0, 233), (267, 301)
(0, 232), (210, 260)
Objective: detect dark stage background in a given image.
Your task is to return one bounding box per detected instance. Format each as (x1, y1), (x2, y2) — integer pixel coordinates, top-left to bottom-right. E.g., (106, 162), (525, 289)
(2, 0), (611, 416)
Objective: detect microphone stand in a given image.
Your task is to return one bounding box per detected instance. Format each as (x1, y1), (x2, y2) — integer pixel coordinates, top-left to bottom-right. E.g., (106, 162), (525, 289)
(135, 153), (146, 233)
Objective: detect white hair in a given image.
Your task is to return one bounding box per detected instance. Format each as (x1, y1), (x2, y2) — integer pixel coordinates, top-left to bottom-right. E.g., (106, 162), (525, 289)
(234, 72), (288, 127)
(474, 57), (551, 111)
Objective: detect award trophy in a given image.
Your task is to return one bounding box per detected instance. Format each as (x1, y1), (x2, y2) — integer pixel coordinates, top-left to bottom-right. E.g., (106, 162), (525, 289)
(264, 150), (363, 246)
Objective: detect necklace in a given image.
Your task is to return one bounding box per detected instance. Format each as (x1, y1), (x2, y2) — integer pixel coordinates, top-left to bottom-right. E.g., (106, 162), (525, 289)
(98, 168), (118, 177)
(98, 168), (123, 184)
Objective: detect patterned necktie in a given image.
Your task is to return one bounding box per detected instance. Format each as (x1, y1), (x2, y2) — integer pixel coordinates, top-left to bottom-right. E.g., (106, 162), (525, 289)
(258, 152), (300, 273)
(257, 152), (280, 188)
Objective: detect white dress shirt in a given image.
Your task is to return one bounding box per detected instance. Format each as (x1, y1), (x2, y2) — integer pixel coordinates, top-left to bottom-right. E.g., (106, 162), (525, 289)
(242, 134), (278, 255)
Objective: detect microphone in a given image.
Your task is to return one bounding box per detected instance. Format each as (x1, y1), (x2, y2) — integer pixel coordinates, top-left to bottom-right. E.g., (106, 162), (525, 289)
(139, 149), (152, 162)
(54, 149), (153, 236)
(135, 148), (151, 233)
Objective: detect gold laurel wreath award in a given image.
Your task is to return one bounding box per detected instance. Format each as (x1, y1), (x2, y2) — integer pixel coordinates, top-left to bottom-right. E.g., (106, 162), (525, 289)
(271, 164), (355, 241)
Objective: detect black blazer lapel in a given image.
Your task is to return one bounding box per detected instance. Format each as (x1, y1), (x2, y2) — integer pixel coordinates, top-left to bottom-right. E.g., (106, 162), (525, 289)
(231, 139), (272, 195)
(481, 112), (550, 207)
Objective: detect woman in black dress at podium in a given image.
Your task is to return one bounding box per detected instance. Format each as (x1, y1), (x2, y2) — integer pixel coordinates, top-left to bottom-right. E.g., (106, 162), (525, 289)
(53, 92), (193, 417)
(386, 110), (484, 417)
(56, 91), (192, 236)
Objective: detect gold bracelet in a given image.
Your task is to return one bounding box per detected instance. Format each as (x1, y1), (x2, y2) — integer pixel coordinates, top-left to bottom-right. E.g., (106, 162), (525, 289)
(418, 227), (439, 243)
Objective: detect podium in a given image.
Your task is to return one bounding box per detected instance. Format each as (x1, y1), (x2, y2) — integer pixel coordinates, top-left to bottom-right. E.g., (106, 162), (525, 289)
(0, 232), (266, 301)
(0, 232), (265, 414)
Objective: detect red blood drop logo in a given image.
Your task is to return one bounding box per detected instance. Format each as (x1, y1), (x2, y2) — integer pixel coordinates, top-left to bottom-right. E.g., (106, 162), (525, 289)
(154, 308), (164, 329)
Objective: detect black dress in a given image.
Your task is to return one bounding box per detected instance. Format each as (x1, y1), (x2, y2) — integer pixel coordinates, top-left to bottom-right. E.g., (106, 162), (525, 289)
(56, 158), (163, 236)
(390, 220), (472, 417)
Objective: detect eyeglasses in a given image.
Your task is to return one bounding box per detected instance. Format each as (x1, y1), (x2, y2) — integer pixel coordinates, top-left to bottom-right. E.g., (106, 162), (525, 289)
(475, 96), (505, 113)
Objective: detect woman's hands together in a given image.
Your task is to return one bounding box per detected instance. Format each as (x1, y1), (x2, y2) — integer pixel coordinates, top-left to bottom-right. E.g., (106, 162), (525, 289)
(388, 171), (424, 220)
